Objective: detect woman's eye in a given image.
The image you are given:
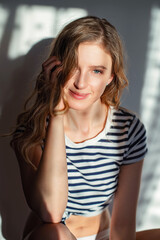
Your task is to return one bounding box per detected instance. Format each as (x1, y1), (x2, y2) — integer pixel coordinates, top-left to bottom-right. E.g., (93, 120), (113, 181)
(93, 69), (102, 74)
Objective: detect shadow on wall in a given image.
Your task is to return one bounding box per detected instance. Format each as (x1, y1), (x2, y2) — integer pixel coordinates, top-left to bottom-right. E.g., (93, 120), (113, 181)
(0, 38), (53, 240)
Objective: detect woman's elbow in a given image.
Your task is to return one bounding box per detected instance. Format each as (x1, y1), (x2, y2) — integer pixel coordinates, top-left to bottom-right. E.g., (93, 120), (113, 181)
(39, 209), (63, 224)
(28, 198), (64, 224)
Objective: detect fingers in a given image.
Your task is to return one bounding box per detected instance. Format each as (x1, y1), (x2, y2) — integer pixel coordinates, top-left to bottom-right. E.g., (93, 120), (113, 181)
(42, 56), (61, 70)
(42, 56), (62, 81)
(42, 56), (66, 114)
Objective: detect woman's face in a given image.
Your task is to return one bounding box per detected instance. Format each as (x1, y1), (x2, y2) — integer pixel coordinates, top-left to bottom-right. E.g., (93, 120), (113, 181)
(64, 42), (113, 111)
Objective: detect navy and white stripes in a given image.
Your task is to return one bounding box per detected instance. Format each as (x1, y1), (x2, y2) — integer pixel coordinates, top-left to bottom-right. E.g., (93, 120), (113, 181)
(14, 106), (147, 222)
(62, 107), (147, 221)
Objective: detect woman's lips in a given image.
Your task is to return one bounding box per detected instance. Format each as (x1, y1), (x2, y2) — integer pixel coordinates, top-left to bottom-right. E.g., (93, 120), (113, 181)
(69, 89), (90, 100)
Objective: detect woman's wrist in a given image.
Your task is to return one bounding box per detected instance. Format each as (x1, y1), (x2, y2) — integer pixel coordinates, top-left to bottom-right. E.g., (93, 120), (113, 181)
(47, 114), (65, 133)
(50, 113), (64, 122)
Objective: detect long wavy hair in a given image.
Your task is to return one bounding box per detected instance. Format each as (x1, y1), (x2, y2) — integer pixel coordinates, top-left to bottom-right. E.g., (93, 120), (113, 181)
(10, 16), (128, 169)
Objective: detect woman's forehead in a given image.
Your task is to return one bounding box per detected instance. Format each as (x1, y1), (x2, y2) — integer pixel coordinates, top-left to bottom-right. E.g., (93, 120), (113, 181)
(77, 42), (112, 66)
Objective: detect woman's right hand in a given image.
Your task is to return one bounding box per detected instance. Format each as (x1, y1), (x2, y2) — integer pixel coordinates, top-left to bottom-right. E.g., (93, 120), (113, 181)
(42, 56), (65, 112)
(42, 56), (62, 81)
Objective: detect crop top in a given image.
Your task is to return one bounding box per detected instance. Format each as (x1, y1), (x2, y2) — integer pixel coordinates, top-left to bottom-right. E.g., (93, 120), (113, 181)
(15, 106), (147, 223)
(61, 107), (147, 223)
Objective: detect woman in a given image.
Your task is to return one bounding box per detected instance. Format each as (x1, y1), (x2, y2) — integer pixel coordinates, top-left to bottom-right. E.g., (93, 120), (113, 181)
(10, 16), (153, 240)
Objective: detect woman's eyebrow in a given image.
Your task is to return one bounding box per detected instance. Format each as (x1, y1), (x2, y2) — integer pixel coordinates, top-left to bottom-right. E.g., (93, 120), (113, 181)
(90, 65), (107, 69)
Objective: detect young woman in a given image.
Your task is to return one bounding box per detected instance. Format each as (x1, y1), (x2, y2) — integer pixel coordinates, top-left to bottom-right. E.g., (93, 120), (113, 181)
(11, 16), (157, 240)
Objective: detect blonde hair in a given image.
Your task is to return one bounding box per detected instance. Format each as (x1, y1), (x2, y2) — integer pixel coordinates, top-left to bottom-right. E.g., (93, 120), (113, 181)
(10, 16), (128, 169)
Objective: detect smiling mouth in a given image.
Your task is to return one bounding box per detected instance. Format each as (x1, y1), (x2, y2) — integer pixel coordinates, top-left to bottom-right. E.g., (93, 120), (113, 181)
(69, 89), (90, 100)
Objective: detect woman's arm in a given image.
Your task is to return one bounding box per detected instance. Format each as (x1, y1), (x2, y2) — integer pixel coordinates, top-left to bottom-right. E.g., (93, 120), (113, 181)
(32, 114), (68, 223)
(14, 57), (68, 223)
(110, 160), (143, 240)
(15, 115), (68, 224)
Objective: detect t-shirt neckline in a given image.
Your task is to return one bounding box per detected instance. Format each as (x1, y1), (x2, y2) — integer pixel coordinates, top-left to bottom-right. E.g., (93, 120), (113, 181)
(65, 107), (113, 148)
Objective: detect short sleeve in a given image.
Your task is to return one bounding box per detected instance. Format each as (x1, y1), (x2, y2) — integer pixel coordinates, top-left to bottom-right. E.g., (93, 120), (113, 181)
(123, 115), (148, 165)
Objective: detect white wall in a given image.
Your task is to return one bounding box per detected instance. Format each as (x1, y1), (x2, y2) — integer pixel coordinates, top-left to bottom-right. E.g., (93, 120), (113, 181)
(0, 0), (160, 239)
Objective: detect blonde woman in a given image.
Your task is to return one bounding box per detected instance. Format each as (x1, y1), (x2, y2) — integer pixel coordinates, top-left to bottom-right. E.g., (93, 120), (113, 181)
(10, 16), (159, 240)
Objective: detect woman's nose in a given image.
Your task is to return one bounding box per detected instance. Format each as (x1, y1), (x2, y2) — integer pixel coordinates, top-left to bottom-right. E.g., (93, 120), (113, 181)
(74, 72), (87, 89)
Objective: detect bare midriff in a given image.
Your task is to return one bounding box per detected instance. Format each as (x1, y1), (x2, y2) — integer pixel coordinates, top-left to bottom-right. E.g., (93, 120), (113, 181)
(66, 208), (111, 238)
(23, 208), (110, 238)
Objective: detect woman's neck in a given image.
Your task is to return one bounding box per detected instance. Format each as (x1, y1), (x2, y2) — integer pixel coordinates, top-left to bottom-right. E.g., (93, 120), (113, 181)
(64, 102), (108, 135)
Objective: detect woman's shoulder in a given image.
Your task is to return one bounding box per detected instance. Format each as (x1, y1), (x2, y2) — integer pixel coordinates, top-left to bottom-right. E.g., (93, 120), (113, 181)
(112, 106), (137, 117)
(111, 106), (143, 125)
(105, 106), (148, 164)
(109, 106), (148, 164)
(110, 106), (147, 138)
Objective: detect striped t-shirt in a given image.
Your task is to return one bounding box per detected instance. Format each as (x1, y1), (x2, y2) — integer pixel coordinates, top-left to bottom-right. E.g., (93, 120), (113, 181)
(62, 106), (147, 222)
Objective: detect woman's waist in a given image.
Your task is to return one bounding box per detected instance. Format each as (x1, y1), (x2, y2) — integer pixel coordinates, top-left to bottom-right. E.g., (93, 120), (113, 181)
(65, 208), (111, 238)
